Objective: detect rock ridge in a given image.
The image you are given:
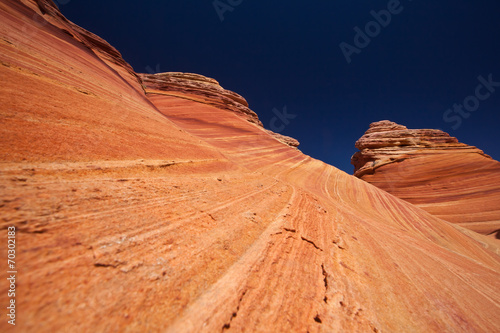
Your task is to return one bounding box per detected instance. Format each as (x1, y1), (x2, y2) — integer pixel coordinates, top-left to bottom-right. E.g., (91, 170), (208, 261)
(352, 120), (500, 237)
(139, 72), (300, 148)
(139, 72), (262, 126)
(352, 120), (490, 177)
(1, 2), (499, 332)
(30, 0), (142, 87)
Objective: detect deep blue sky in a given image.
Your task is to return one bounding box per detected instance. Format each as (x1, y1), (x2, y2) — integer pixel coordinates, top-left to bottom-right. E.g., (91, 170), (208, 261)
(59, 0), (500, 173)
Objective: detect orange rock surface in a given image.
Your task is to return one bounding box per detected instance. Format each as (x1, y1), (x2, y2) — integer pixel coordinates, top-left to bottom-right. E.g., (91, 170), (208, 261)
(1, 1), (499, 332)
(352, 121), (500, 238)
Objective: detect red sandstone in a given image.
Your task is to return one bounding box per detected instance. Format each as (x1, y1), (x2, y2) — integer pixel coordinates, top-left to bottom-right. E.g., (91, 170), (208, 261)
(352, 120), (500, 238)
(0, 1), (499, 332)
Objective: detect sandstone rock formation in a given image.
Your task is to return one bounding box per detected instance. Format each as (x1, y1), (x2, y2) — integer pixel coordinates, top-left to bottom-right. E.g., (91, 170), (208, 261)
(1, 1), (499, 332)
(139, 72), (263, 127)
(139, 72), (300, 148)
(352, 120), (500, 238)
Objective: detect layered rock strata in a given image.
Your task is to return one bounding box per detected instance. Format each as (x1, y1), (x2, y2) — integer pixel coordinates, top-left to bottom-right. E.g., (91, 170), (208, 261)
(139, 72), (300, 148)
(139, 72), (263, 126)
(352, 120), (500, 237)
(1, 2), (499, 332)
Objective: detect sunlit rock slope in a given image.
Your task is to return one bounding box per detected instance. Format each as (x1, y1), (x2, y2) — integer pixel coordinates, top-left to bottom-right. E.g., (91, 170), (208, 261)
(1, 1), (499, 332)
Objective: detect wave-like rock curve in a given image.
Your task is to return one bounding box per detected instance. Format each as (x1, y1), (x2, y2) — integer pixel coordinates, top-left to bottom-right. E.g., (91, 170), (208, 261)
(1, 2), (499, 332)
(352, 120), (500, 237)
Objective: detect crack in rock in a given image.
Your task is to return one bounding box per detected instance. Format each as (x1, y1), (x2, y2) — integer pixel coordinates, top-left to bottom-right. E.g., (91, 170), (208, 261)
(321, 263), (329, 304)
(300, 236), (323, 251)
(221, 290), (247, 331)
(332, 238), (346, 250)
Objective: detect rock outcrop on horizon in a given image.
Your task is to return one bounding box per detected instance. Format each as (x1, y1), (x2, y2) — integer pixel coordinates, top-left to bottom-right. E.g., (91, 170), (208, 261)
(139, 72), (300, 148)
(352, 120), (500, 238)
(139, 72), (263, 126)
(1, 1), (499, 332)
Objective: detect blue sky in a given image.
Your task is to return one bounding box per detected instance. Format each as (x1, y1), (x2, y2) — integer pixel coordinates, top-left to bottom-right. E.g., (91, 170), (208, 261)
(60, 0), (500, 173)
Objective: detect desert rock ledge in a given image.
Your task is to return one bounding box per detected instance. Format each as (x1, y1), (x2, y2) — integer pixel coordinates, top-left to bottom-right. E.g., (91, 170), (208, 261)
(352, 120), (500, 237)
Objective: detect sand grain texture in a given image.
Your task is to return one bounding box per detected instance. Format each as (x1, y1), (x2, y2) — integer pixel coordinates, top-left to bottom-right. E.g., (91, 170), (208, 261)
(1, 2), (499, 332)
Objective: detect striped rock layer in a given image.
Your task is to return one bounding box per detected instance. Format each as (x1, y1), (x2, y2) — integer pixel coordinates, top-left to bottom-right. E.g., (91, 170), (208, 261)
(1, 1), (499, 332)
(352, 120), (500, 238)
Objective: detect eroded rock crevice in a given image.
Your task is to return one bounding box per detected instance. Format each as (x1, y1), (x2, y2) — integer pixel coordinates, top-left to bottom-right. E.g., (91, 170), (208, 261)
(221, 290), (247, 332)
